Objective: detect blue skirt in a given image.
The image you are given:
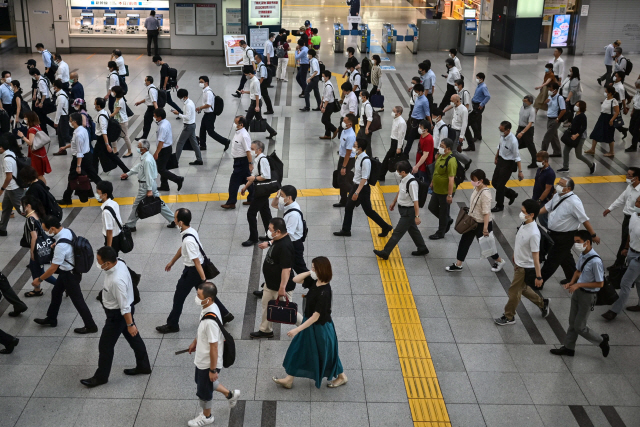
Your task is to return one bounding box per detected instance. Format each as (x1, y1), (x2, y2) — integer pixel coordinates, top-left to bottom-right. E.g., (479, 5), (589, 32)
(282, 318), (344, 388)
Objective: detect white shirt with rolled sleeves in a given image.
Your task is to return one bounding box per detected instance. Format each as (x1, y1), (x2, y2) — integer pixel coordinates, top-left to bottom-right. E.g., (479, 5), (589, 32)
(202, 87), (214, 113)
(322, 81), (335, 103)
(54, 91), (69, 125)
(341, 91), (358, 117)
(71, 125), (91, 158)
(156, 119), (172, 148)
(545, 192), (589, 232)
(264, 40), (274, 62)
(353, 152), (371, 184)
(241, 46), (256, 66)
(107, 72), (120, 92)
(230, 127), (252, 158)
(497, 132), (521, 162)
(248, 76), (261, 100)
(95, 110), (109, 137)
(252, 153), (271, 179)
(145, 84), (159, 106)
(630, 213), (640, 251)
(37, 77), (50, 99)
(1, 150), (19, 191)
(552, 56), (565, 78)
(115, 56), (126, 75)
(181, 227), (205, 267)
(52, 228), (75, 271)
(101, 261), (134, 315)
(309, 58), (320, 77)
(55, 60), (70, 83)
(446, 66), (461, 86)
(608, 183), (640, 216)
(513, 221), (541, 269)
(519, 105), (536, 128)
(280, 200), (304, 241)
(195, 303), (224, 370)
(178, 98), (196, 125)
(391, 116), (407, 142)
(101, 198), (122, 238)
(450, 103), (468, 136)
(398, 173), (420, 207)
(359, 100), (373, 127)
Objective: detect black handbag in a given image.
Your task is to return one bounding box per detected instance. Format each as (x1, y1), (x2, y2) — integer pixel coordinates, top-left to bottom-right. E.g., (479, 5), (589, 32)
(42, 98), (57, 115)
(182, 233), (220, 280)
(250, 117), (268, 133)
(561, 129), (579, 148)
(166, 153), (179, 170)
(611, 100), (624, 129)
(254, 180), (280, 198)
(388, 152), (409, 173)
(136, 196), (162, 219)
(104, 206), (134, 253)
(267, 296), (298, 325)
(332, 168), (354, 189)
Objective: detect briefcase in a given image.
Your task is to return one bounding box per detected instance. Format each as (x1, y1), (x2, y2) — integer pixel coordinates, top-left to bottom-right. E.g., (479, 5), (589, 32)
(250, 118), (268, 133)
(370, 94), (385, 108)
(166, 153), (179, 170)
(68, 175), (92, 191)
(267, 296), (298, 325)
(136, 196), (162, 219)
(254, 180), (280, 198)
(332, 169), (354, 189)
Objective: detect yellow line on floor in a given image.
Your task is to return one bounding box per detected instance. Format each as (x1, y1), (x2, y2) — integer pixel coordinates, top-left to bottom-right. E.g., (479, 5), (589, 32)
(86, 54), (95, 59)
(136, 54), (144, 60)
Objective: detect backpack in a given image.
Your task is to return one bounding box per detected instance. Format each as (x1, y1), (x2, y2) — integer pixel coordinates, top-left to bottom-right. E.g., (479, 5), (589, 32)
(578, 255), (618, 306)
(623, 57), (633, 76)
(97, 114), (122, 143)
(166, 64), (178, 89)
(57, 229), (94, 274)
(283, 208), (308, 242)
(275, 44), (286, 58)
(150, 86), (167, 108)
(407, 177), (430, 208)
(5, 154), (31, 188)
(266, 151), (284, 184)
(444, 155), (467, 188)
(438, 123), (457, 143)
(19, 96), (31, 119)
(45, 192), (63, 221)
(44, 51), (58, 77)
(360, 156), (382, 186)
(200, 312), (236, 368)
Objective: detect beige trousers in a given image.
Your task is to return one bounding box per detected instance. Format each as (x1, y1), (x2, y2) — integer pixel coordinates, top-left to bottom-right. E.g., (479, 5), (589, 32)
(113, 121), (133, 152)
(504, 266), (544, 320)
(260, 287), (303, 333)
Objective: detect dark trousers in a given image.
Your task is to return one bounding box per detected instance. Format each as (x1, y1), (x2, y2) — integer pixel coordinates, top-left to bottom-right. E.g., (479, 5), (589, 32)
(47, 270), (96, 328)
(62, 154), (102, 203)
(227, 157), (253, 205)
(29, 258), (57, 285)
(108, 95), (115, 114)
(341, 184), (390, 232)
(599, 64), (613, 84)
(516, 126), (536, 164)
(296, 64), (309, 92)
(247, 195), (272, 241)
(428, 193), (451, 235)
(304, 76), (321, 109)
(541, 230), (577, 285)
(94, 306), (150, 382)
(322, 103), (336, 136)
(200, 112), (229, 149)
(245, 100), (275, 135)
(36, 106), (55, 135)
(0, 328), (14, 348)
(57, 115), (71, 148)
(426, 93), (434, 114)
(167, 266), (229, 328)
(337, 156), (356, 204)
(382, 206), (428, 255)
(157, 146), (181, 188)
(403, 119), (420, 155)
(147, 29), (159, 56)
(457, 221), (499, 261)
(292, 240), (308, 274)
(439, 83), (457, 110)
(629, 109), (640, 149)
(492, 157), (518, 208)
(0, 274), (27, 312)
(237, 74), (247, 92)
(166, 92), (183, 115)
(466, 103), (484, 146)
(356, 126), (374, 157)
(260, 81), (274, 113)
(614, 214), (632, 266)
(380, 138), (399, 180)
(141, 106), (155, 139)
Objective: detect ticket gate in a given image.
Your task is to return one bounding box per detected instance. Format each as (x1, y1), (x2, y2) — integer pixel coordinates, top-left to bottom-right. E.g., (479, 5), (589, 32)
(382, 23), (397, 54)
(358, 23), (370, 53)
(406, 24), (419, 54)
(334, 23), (345, 53)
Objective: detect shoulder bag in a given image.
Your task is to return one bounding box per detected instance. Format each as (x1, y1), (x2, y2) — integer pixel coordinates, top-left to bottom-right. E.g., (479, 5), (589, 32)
(182, 233), (220, 280)
(454, 189), (488, 234)
(136, 196), (162, 219)
(611, 99), (624, 129)
(103, 206), (134, 253)
(253, 156), (280, 197)
(561, 128), (579, 148)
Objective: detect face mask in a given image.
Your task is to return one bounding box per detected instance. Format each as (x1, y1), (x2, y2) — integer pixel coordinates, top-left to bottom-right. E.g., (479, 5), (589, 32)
(267, 230), (274, 239)
(555, 184), (565, 194)
(394, 171), (403, 179)
(475, 78), (480, 84)
(450, 102), (455, 107)
(438, 147), (445, 155)
(194, 295), (209, 307)
(634, 206), (640, 214)
(574, 105), (579, 112)
(155, 119), (160, 124)
(111, 92), (116, 97)
(44, 229), (55, 237)
(183, 98), (188, 103)
(626, 178), (634, 184)
(279, 196), (286, 206)
(519, 212), (528, 222)
(156, 63), (161, 66)
(199, 82), (205, 88)
(4, 77), (10, 83)
(69, 79), (75, 84)
(136, 147), (142, 154)
(409, 83), (414, 87)
(574, 242), (586, 252)
(250, 150), (256, 158)
(471, 180), (481, 187)
(32, 76), (36, 80)
(604, 91), (608, 97)
(499, 131), (505, 137)
(523, 102), (528, 108)
(417, 128), (424, 135)
(95, 261), (105, 271)
(391, 112), (396, 118)
(536, 161), (544, 168)
(310, 271), (318, 280)
(545, 69), (550, 73)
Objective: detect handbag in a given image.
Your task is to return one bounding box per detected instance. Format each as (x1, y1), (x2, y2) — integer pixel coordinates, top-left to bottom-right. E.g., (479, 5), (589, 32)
(182, 233), (220, 280)
(250, 117), (268, 133)
(68, 174), (92, 191)
(136, 196), (162, 219)
(32, 130), (51, 151)
(267, 296), (298, 325)
(253, 156), (281, 197)
(454, 189), (487, 234)
(389, 152), (409, 173)
(370, 94), (385, 108)
(561, 129), (579, 148)
(166, 153), (179, 170)
(42, 98), (57, 115)
(611, 100), (624, 129)
(103, 206), (134, 253)
(332, 168), (354, 189)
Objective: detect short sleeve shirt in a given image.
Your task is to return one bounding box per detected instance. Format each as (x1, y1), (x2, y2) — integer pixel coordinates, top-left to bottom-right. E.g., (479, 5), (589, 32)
(533, 167), (556, 202)
(576, 249), (604, 289)
(514, 221), (541, 269)
(262, 235), (295, 292)
(156, 119), (172, 148)
(101, 198), (122, 237)
(194, 304), (224, 370)
(339, 127), (356, 158)
(181, 228), (205, 267)
(417, 133), (434, 172)
(1, 150), (19, 191)
(432, 153), (457, 195)
(302, 277), (332, 324)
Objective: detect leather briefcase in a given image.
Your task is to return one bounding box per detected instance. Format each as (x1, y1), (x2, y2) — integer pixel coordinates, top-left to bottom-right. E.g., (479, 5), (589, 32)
(68, 175), (92, 191)
(267, 296), (298, 325)
(136, 196), (162, 219)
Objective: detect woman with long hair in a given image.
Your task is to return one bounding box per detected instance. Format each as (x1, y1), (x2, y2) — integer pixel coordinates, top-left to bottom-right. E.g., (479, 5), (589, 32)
(21, 195), (57, 298)
(16, 111), (52, 183)
(586, 85), (619, 157)
(109, 85), (133, 157)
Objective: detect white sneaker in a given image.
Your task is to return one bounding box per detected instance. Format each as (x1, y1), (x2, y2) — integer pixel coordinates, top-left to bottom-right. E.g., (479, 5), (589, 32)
(491, 259), (506, 272)
(188, 413), (214, 427)
(228, 389), (241, 408)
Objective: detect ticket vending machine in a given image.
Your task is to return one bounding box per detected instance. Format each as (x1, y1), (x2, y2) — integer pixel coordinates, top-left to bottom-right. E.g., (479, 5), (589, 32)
(333, 23), (345, 53)
(358, 23), (370, 54)
(382, 23), (397, 54)
(156, 14), (169, 34)
(80, 12), (94, 34)
(459, 8), (477, 55)
(126, 14), (140, 34)
(103, 13), (117, 34)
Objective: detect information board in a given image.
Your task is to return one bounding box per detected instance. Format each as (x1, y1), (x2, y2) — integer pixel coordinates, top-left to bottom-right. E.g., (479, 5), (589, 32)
(542, 0), (567, 25)
(226, 8), (242, 34)
(248, 0), (280, 26)
(175, 3), (196, 35)
(196, 3), (217, 35)
(249, 27), (269, 54)
(224, 34), (247, 68)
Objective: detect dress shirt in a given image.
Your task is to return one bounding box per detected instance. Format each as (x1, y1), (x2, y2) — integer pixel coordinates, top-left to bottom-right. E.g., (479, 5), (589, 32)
(37, 77), (50, 99)
(497, 132), (521, 162)
(614, 56), (628, 74)
(411, 94), (430, 120)
(309, 58), (320, 77)
(341, 91), (358, 117)
(472, 82), (490, 107)
(101, 198), (122, 237)
(339, 127), (356, 158)
(450, 103), (468, 135)
(391, 116), (407, 141)
(353, 153), (371, 184)
(248, 75), (261, 100)
(546, 92), (566, 118)
(101, 261), (134, 314)
(424, 70), (436, 94)
(264, 39), (274, 59)
(71, 125), (90, 158)
(115, 98), (128, 123)
(359, 100), (373, 126)
(54, 91), (69, 125)
(252, 153), (271, 179)
(349, 70), (361, 90)
(55, 60), (69, 83)
(576, 248), (604, 290)
(202, 87), (214, 113)
(52, 228), (74, 271)
(295, 46), (309, 64)
(178, 98), (196, 125)
(107, 72), (120, 91)
(446, 66), (461, 86)
(608, 183), (640, 216)
(127, 151), (157, 183)
(433, 119), (447, 148)
(280, 201), (304, 241)
(604, 44), (615, 66)
(41, 50), (52, 68)
(230, 128), (252, 158)
(458, 89), (471, 108)
(519, 105), (536, 127)
(552, 56), (565, 78)
(95, 109), (109, 137)
(630, 213), (640, 251)
(322, 81), (335, 102)
(613, 81), (626, 103)
(144, 16), (159, 30)
(409, 88), (418, 106)
(0, 83), (12, 105)
(398, 173), (419, 207)
(1, 150), (18, 191)
(181, 227), (205, 266)
(514, 221), (541, 269)
(145, 84), (159, 106)
(256, 62), (268, 80)
(452, 56), (462, 73)
(156, 119), (172, 148)
(545, 192), (589, 232)
(115, 56), (126, 75)
(633, 92), (640, 110)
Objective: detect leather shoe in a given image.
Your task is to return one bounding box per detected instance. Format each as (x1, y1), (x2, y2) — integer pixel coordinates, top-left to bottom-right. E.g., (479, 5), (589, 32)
(550, 346), (575, 357)
(373, 249), (389, 260)
(319, 136), (331, 140)
(625, 146), (638, 152)
(508, 193), (518, 206)
(258, 235), (271, 242)
(333, 230), (351, 237)
(601, 310), (617, 321)
(123, 367), (152, 376)
(34, 317), (57, 327)
(157, 185), (171, 191)
(264, 111), (274, 115)
(491, 206), (504, 213)
(560, 278), (570, 285)
(80, 377), (108, 388)
(412, 248), (430, 256)
(242, 239), (258, 247)
(8, 307), (27, 317)
(428, 233), (444, 240)
(462, 147), (475, 152)
(189, 160), (204, 166)
(53, 150), (67, 156)
(0, 337), (19, 354)
(332, 129), (339, 139)
(378, 226), (392, 237)
(242, 201), (251, 206)
(332, 203), (346, 208)
(250, 330), (274, 339)
(57, 199), (72, 206)
(312, 107), (321, 111)
(232, 93), (241, 98)
(549, 153), (562, 158)
(600, 334), (610, 357)
(156, 324), (180, 334)
(445, 218), (454, 233)
(527, 163), (538, 169)
(167, 221), (177, 228)
(299, 107), (310, 112)
(267, 132), (278, 139)
(221, 204), (236, 209)
(627, 305), (640, 312)
(253, 290), (263, 298)
(74, 325), (99, 334)
(177, 177), (184, 191)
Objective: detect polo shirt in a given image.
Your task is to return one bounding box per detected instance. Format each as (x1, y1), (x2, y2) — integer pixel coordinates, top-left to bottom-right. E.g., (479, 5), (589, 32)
(533, 166), (555, 202)
(432, 153), (456, 195)
(514, 221), (540, 269)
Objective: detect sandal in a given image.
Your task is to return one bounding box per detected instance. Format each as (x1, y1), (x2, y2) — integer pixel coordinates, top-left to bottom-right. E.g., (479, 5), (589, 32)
(24, 290), (43, 297)
(584, 150), (595, 155)
(604, 152), (615, 157)
(272, 377), (293, 389)
(327, 375), (348, 388)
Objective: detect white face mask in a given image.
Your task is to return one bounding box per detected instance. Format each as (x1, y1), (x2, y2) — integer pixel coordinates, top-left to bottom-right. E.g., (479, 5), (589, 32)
(417, 128), (424, 135)
(555, 184), (565, 194)
(604, 91), (608, 97)
(199, 82), (205, 88)
(626, 178), (633, 184)
(310, 271), (318, 280)
(499, 131), (505, 137)
(95, 261), (105, 271)
(250, 150), (256, 158)
(390, 112), (396, 118)
(519, 212), (528, 222)
(111, 92), (116, 97)
(438, 146), (445, 155)
(450, 102), (455, 107)
(394, 171), (402, 179)
(4, 77), (10, 83)
(44, 229), (55, 237)
(279, 196), (286, 206)
(574, 105), (579, 112)
(235, 124), (241, 131)
(267, 230), (273, 239)
(536, 161), (544, 168)
(475, 78), (480, 84)
(634, 206), (640, 214)
(194, 295), (209, 308)
(574, 242), (586, 252)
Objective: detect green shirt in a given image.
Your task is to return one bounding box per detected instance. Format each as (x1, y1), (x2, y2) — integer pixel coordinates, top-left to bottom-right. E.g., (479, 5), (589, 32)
(311, 35), (321, 47)
(432, 153), (457, 195)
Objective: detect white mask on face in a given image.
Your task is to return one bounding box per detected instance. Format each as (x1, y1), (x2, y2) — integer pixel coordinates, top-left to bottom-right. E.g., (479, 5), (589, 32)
(574, 105), (579, 112)
(536, 161), (544, 168)
(194, 295), (208, 308)
(555, 184), (565, 194)
(626, 178), (633, 184)
(574, 242), (586, 252)
(438, 146), (445, 155)
(250, 150), (256, 158)
(518, 212), (527, 222)
(267, 230), (274, 239)
(310, 271), (318, 280)
(95, 261), (105, 271)
(634, 206), (640, 214)
(390, 112), (396, 118)
(417, 128), (424, 135)
(4, 77), (10, 83)
(44, 229), (55, 237)
(475, 78), (480, 84)
(279, 196), (286, 206)
(199, 82), (205, 88)
(394, 171), (402, 179)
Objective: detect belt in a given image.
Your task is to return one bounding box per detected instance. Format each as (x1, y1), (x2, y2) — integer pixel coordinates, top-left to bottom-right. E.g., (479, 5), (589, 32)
(138, 180), (146, 183)
(548, 116), (558, 120)
(630, 247), (640, 253)
(399, 205), (414, 209)
(579, 287), (599, 294)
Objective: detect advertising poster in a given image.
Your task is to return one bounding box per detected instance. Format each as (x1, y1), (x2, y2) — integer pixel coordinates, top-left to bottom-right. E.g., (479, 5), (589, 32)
(224, 34), (247, 68)
(248, 0), (280, 26)
(550, 14), (570, 47)
(542, 0), (567, 25)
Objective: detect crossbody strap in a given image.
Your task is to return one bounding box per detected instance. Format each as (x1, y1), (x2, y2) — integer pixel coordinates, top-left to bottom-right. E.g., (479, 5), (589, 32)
(182, 233), (207, 258)
(104, 206), (123, 231)
(550, 193), (574, 212)
(579, 255), (601, 273)
(469, 189), (488, 214)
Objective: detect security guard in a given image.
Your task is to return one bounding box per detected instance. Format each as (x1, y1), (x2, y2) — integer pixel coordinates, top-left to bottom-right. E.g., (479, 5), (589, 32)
(241, 140), (272, 247)
(222, 116), (253, 209)
(491, 121), (523, 212)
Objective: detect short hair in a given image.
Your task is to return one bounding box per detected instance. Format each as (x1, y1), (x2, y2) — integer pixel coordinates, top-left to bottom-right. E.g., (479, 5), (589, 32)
(615, 47), (622, 54)
(445, 58), (455, 67)
(536, 150), (549, 161)
(199, 75), (209, 83)
(360, 90), (369, 99)
(312, 28), (318, 34)
(24, 111), (39, 127)
(396, 160), (411, 174)
(42, 215), (61, 229)
(35, 43), (44, 49)
(29, 68), (40, 76)
(476, 72), (485, 80)
(1, 70), (10, 78)
(235, 115), (248, 128)
(94, 97), (106, 109)
(442, 138), (454, 150)
(545, 63), (554, 70)
(629, 167), (640, 178)
(252, 140), (265, 152)
(347, 47), (355, 55)
(355, 138), (368, 152)
(322, 70), (331, 78)
(394, 106), (403, 115)
(239, 40), (247, 46)
(574, 229), (593, 244)
(10, 80), (20, 90)
(524, 94), (534, 104)
(280, 185), (297, 200)
(522, 199), (540, 219)
(297, 39), (305, 47)
(199, 282), (218, 300)
(614, 70), (625, 81)
(454, 79), (464, 87)
(431, 108), (443, 117)
(308, 49), (316, 57)
(565, 178), (575, 190)
(500, 121), (512, 130)
(270, 217), (287, 233)
(413, 83), (425, 92)
(96, 181), (114, 199)
(54, 54), (62, 61)
(97, 246), (118, 264)
(341, 81), (353, 92)
(18, 165), (38, 184)
(112, 49), (121, 56)
(346, 59), (356, 69)
(411, 76), (421, 84)
(576, 100), (586, 113)
(345, 113), (357, 126)
(449, 48), (457, 56)
(279, 28), (287, 34)
(312, 256), (332, 283)
(243, 65), (254, 75)
(418, 62), (428, 72)
(154, 108), (166, 119)
(555, 47), (563, 55)
(152, 55), (162, 62)
(150, 10), (156, 15)
(270, 32), (276, 38)
(176, 88), (188, 99)
(108, 60), (117, 70)
(112, 86), (124, 98)
(69, 112), (83, 126)
(421, 60), (431, 71)
(548, 81), (560, 91)
(146, 75), (154, 84)
(419, 119), (430, 129)
(139, 139), (151, 151)
(176, 208), (191, 226)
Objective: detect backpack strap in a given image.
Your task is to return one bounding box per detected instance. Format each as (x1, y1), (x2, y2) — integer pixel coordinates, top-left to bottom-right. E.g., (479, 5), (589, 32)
(57, 229), (77, 268)
(4, 154), (21, 184)
(283, 208), (304, 221)
(104, 205), (123, 231)
(406, 177), (416, 194)
(579, 255), (601, 273)
(181, 233), (207, 258)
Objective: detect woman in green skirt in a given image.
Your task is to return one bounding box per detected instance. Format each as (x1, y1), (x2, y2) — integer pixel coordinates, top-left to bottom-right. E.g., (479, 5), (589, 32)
(273, 256), (348, 389)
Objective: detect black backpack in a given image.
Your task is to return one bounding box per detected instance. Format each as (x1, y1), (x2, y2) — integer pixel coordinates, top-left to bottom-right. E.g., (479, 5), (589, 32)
(438, 123), (457, 143)
(5, 154), (31, 188)
(206, 88), (224, 116)
(18, 96), (31, 119)
(44, 191), (63, 221)
(267, 151), (284, 184)
(623, 57), (634, 76)
(406, 177), (430, 208)
(283, 208), (308, 242)
(444, 155), (467, 188)
(360, 156), (381, 186)
(150, 86), (167, 108)
(97, 114), (122, 143)
(578, 255), (619, 306)
(166, 64), (179, 88)
(57, 229), (94, 274)
(200, 312), (236, 368)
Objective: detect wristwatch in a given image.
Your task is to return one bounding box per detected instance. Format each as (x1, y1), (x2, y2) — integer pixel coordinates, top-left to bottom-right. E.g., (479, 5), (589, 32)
(0, 187), (5, 191)
(591, 234), (597, 238)
(127, 322), (135, 327)
(536, 277), (543, 281)
(209, 368), (218, 373)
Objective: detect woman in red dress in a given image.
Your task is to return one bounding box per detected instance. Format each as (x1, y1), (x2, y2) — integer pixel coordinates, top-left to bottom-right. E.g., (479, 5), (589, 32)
(16, 111), (52, 184)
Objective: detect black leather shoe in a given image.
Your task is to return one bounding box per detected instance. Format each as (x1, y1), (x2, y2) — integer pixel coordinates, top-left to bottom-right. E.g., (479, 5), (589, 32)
(134, 137), (145, 141)
(332, 203), (346, 208)
(8, 307), (27, 317)
(600, 334), (610, 357)
(299, 108), (310, 112)
(156, 324), (180, 334)
(527, 163), (538, 169)
(333, 230), (351, 237)
(601, 310), (617, 321)
(258, 235), (271, 242)
(264, 111), (275, 115)
(508, 193), (518, 206)
(428, 233), (444, 240)
(378, 226), (392, 238)
(53, 150), (67, 156)
(412, 248), (430, 256)
(57, 199), (73, 206)
(267, 132), (278, 139)
(491, 206), (504, 213)
(74, 325), (99, 334)
(242, 239), (258, 247)
(550, 346), (575, 357)
(373, 249), (389, 260)
(627, 305), (640, 312)
(177, 177), (184, 191)
(157, 186), (171, 191)
(445, 218), (454, 233)
(312, 107), (321, 111)
(34, 317), (57, 327)
(222, 313), (235, 325)
(250, 330), (274, 339)
(167, 221), (177, 228)
(123, 367), (152, 376)
(625, 146), (638, 152)
(129, 227), (137, 232)
(189, 160), (204, 166)
(462, 147), (475, 152)
(253, 290), (263, 298)
(80, 377), (108, 388)
(0, 337), (19, 354)
(232, 93), (241, 98)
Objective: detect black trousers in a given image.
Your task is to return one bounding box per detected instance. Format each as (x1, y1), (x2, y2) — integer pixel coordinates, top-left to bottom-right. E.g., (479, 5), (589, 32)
(516, 126), (536, 165)
(426, 93), (435, 115)
(322, 103), (336, 136)
(403, 120), (420, 155)
(147, 29), (159, 56)
(466, 103), (485, 146)
(304, 76), (321, 109)
(341, 183), (390, 232)
(296, 64), (309, 92)
(428, 193), (451, 235)
(247, 194), (272, 241)
(166, 92), (183, 115)
(356, 126), (374, 157)
(380, 138), (399, 180)
(0, 275), (27, 312)
(237, 73), (247, 92)
(541, 230), (577, 285)
(492, 156), (518, 208)
(47, 269), (96, 328)
(62, 154), (102, 203)
(439, 83), (457, 110)
(57, 115), (71, 148)
(157, 146), (181, 188)
(227, 157), (253, 205)
(336, 156), (356, 204)
(629, 109), (640, 149)
(94, 306), (150, 382)
(245, 100), (275, 135)
(292, 239), (308, 274)
(200, 112), (228, 149)
(141, 106), (155, 139)
(599, 64), (613, 84)
(0, 328), (14, 348)
(166, 266), (229, 327)
(457, 221), (499, 261)
(35, 106), (55, 135)
(615, 214), (632, 266)
(260, 81), (274, 113)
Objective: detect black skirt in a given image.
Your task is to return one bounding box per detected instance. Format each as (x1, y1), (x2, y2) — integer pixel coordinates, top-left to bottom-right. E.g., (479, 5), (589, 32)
(589, 113), (615, 143)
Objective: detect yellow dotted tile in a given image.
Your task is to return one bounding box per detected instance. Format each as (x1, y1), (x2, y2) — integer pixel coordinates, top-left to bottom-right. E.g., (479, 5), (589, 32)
(404, 377), (443, 399)
(409, 399), (450, 423)
(385, 293), (416, 309)
(177, 194), (199, 203)
(396, 340), (431, 359)
(393, 323), (427, 341)
(389, 308), (421, 324)
(382, 281), (413, 295)
(400, 358), (437, 378)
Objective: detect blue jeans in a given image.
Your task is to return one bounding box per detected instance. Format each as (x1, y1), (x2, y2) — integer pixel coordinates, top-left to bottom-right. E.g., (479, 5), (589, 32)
(29, 258), (57, 285)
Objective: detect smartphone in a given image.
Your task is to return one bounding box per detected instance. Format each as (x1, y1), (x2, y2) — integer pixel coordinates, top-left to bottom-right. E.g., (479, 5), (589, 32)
(175, 349), (189, 355)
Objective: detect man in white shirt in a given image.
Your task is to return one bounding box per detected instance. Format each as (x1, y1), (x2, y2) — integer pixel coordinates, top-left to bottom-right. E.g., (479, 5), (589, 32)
(439, 58), (461, 110)
(197, 75), (231, 151)
(96, 181), (123, 253)
(301, 49), (321, 111)
(0, 140), (24, 236)
(233, 40), (255, 98)
(551, 47), (565, 81)
(319, 70), (338, 139)
(111, 49), (127, 81)
(80, 246), (151, 388)
(153, 108), (184, 192)
(172, 88), (203, 165)
(135, 75), (159, 140)
(241, 140), (273, 246)
(254, 54), (274, 114)
(380, 106), (407, 181)
(539, 177), (600, 287)
(53, 53), (70, 91)
(105, 60), (121, 113)
(264, 33), (275, 66)
(491, 121), (523, 212)
(626, 79), (640, 152)
(348, 62), (361, 97)
(495, 200), (549, 325)
(516, 94), (538, 168)
(603, 167), (640, 268)
(431, 108), (447, 151)
(239, 66), (277, 138)
(157, 209), (233, 334)
(187, 282), (240, 427)
(373, 160), (428, 260)
(338, 81), (358, 137)
(29, 67), (55, 134)
(93, 97), (130, 176)
(598, 40), (620, 86)
(612, 47), (628, 80)
(447, 94), (467, 152)
(222, 116), (253, 209)
(357, 90), (375, 156)
(52, 80), (71, 152)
